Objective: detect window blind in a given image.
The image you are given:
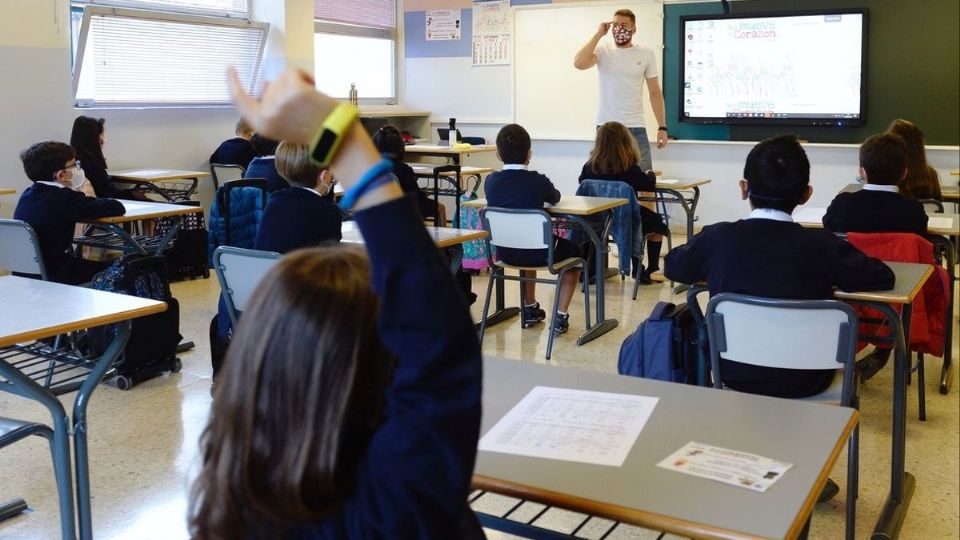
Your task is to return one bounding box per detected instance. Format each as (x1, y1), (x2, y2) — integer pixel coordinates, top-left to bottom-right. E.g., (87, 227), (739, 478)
(74, 11), (266, 106)
(78, 0), (248, 18)
(314, 0), (396, 29)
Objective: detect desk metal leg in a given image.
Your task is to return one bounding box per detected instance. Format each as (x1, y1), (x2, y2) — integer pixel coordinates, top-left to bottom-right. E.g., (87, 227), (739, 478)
(567, 213), (618, 345)
(870, 302), (915, 540)
(476, 274), (521, 332)
(939, 243), (955, 395)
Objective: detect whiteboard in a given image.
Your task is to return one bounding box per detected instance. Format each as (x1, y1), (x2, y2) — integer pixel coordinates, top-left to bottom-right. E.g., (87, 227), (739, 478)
(513, 1), (663, 141)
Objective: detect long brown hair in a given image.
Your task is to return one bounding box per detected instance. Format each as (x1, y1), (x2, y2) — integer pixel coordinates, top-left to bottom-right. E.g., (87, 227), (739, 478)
(190, 246), (395, 540)
(887, 119), (941, 200)
(587, 122), (641, 175)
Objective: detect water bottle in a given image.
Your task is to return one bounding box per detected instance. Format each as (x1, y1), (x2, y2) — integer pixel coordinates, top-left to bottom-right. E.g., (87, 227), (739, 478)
(349, 83), (358, 106)
(448, 117), (457, 147)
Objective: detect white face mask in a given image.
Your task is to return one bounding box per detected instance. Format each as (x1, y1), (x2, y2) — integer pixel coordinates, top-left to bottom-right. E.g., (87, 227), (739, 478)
(70, 168), (87, 190)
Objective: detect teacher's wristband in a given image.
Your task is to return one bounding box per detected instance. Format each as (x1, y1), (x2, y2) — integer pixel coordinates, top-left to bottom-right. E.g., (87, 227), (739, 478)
(338, 158), (395, 210)
(657, 126), (668, 132)
(309, 103), (360, 168)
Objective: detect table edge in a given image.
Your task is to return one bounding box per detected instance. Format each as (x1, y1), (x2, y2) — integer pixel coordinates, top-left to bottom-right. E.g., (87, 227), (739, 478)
(85, 206), (200, 223)
(0, 302), (167, 348)
(833, 264), (933, 304)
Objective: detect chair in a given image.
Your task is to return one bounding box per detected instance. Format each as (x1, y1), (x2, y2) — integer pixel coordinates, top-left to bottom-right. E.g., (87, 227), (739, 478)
(0, 418), (71, 534)
(0, 219), (47, 280)
(210, 163), (245, 191)
(213, 246), (282, 326)
(477, 208), (588, 360)
(704, 293), (860, 540)
(917, 198), (944, 213)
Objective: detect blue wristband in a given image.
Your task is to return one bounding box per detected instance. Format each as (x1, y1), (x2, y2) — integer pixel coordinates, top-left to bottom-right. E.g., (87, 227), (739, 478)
(338, 158), (395, 210)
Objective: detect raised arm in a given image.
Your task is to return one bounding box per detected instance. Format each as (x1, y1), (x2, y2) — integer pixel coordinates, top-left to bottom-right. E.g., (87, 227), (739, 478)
(647, 77), (668, 149)
(574, 22), (610, 70)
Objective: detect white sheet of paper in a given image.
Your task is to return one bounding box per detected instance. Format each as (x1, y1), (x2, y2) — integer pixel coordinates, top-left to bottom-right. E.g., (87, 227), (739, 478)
(927, 216), (954, 229)
(118, 169), (169, 176)
(657, 441), (793, 493)
(793, 206), (827, 225)
(341, 222), (356, 232)
(478, 386), (659, 467)
(658, 179), (680, 185)
(119, 200), (159, 210)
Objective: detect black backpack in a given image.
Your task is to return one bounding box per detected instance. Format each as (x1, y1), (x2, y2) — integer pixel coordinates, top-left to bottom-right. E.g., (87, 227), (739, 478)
(89, 254), (183, 390)
(618, 301), (707, 385)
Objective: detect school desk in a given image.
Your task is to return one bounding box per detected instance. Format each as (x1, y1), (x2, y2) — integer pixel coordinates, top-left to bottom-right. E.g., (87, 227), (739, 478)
(75, 199), (200, 256)
(463, 195), (627, 345)
(472, 356), (859, 540)
(339, 221), (488, 249)
(108, 168), (210, 203)
(792, 206), (960, 237)
(404, 143), (497, 166)
(0, 275), (166, 539)
(834, 261), (932, 540)
(408, 164), (494, 225)
(0, 188), (15, 196)
(637, 178), (712, 239)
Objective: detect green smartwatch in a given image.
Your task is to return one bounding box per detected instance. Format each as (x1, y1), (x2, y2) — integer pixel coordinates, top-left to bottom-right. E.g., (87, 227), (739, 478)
(309, 103), (360, 167)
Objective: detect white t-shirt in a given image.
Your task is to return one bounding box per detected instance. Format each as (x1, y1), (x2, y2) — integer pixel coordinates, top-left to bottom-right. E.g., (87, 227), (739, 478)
(595, 43), (659, 127)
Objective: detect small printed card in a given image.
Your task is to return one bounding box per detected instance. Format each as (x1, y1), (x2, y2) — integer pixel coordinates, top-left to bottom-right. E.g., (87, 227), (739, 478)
(657, 441), (792, 493)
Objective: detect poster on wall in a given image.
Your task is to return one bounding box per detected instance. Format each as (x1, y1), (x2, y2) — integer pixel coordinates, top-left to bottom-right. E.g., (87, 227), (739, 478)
(472, 0), (511, 66)
(426, 9), (462, 41)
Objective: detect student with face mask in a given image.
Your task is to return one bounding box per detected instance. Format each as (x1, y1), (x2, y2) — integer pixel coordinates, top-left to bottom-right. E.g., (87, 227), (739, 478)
(574, 8), (669, 171)
(13, 141), (125, 284)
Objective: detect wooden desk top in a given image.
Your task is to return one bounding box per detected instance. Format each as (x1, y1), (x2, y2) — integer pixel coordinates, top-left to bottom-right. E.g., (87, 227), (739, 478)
(793, 206), (959, 236)
(0, 276), (166, 347)
(83, 199), (200, 224)
(0, 188), (15, 196)
(474, 357), (858, 540)
(409, 164), (494, 176)
(834, 261), (933, 305)
(840, 182), (959, 202)
(340, 222), (488, 249)
(404, 144), (498, 155)
(655, 178), (712, 190)
(109, 169), (211, 182)
(950, 169), (958, 176)
(463, 195), (628, 216)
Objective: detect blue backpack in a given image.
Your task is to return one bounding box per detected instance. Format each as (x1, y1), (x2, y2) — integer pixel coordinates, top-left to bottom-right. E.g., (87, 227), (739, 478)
(618, 301), (703, 384)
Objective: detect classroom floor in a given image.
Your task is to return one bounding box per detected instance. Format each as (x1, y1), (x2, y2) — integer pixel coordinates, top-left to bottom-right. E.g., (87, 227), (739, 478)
(0, 248), (957, 539)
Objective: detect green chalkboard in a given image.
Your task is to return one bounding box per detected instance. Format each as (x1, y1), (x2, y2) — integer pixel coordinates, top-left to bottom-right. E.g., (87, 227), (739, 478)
(663, 0), (960, 145)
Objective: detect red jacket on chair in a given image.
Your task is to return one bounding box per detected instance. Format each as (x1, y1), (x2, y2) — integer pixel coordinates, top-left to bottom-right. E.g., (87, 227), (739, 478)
(847, 232), (950, 356)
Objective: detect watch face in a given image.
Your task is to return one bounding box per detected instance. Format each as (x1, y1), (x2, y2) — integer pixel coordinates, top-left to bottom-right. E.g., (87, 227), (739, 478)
(313, 129), (339, 164)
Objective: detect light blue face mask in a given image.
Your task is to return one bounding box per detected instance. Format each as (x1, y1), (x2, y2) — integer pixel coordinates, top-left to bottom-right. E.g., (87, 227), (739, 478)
(855, 174), (864, 184)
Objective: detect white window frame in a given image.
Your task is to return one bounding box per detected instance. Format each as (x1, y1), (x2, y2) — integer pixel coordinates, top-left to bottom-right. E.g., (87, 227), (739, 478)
(73, 0), (250, 20)
(72, 5), (268, 108)
(314, 20), (398, 103)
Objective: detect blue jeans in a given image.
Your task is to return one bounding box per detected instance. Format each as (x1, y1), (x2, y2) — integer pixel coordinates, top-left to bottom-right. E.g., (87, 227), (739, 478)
(628, 127), (653, 172)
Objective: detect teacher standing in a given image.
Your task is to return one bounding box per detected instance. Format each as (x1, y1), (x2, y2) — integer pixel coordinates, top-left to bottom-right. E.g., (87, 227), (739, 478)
(574, 8), (668, 171)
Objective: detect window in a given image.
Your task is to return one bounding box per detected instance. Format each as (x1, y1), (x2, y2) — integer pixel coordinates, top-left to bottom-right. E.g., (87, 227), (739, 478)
(314, 0), (397, 101)
(71, 3), (266, 107)
(74, 0), (248, 18)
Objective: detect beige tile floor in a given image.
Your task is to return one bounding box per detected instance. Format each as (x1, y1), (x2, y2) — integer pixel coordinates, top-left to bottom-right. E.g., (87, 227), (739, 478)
(0, 253), (957, 539)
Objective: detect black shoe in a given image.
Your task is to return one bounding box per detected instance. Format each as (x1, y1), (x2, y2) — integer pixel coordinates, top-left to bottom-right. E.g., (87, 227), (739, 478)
(636, 267), (654, 285)
(553, 312), (569, 334)
(817, 478), (840, 504)
(858, 349), (891, 383)
(521, 302), (546, 328)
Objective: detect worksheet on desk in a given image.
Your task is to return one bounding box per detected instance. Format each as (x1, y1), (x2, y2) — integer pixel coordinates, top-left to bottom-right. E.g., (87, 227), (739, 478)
(479, 386), (658, 466)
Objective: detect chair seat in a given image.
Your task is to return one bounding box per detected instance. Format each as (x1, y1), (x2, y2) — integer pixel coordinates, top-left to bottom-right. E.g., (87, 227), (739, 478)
(493, 257), (583, 273)
(0, 417), (52, 448)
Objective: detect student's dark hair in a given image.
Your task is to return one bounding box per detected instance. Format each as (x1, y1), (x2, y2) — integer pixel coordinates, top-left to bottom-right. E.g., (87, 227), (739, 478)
(250, 133), (280, 156)
(859, 133), (907, 187)
(495, 124), (531, 165)
(20, 141), (75, 183)
(742, 135), (810, 213)
(614, 8), (636, 25)
(70, 116), (107, 170)
(372, 125), (405, 161)
(190, 246), (395, 540)
(887, 119), (941, 200)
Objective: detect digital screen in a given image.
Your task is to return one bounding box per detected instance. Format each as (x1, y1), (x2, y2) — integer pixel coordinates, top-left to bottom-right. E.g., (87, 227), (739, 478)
(680, 11), (867, 126)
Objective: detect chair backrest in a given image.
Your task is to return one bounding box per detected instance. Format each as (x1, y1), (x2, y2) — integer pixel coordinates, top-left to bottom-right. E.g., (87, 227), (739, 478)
(917, 198), (944, 213)
(216, 179), (269, 247)
(213, 246), (281, 326)
(480, 207), (553, 267)
(0, 219), (47, 279)
(705, 293), (858, 401)
(210, 163), (245, 191)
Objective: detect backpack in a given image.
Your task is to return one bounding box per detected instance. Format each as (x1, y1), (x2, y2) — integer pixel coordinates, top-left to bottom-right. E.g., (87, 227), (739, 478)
(618, 301), (705, 385)
(154, 205), (209, 281)
(89, 254), (183, 390)
(456, 188), (490, 271)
